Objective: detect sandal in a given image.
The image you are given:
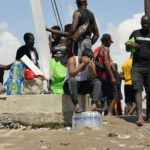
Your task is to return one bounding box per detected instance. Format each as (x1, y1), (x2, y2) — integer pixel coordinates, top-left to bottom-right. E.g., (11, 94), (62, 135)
(136, 119), (144, 126)
(91, 107), (101, 112)
(74, 107), (83, 113)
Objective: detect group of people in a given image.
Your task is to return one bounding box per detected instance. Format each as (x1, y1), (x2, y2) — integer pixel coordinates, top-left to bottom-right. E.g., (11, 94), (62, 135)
(46, 0), (150, 125)
(0, 0), (150, 125)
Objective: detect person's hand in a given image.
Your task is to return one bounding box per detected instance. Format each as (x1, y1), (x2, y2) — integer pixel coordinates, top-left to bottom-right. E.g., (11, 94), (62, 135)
(82, 56), (90, 66)
(111, 77), (116, 85)
(88, 60), (93, 68)
(130, 43), (140, 49)
(45, 25), (48, 31)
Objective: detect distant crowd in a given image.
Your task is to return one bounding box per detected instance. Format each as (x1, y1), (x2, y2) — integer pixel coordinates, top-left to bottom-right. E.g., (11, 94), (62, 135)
(1, 0), (150, 125)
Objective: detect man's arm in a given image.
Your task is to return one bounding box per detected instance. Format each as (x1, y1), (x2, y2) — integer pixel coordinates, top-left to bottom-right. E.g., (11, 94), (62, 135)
(103, 47), (116, 84)
(88, 60), (96, 79)
(68, 56), (90, 77)
(66, 11), (80, 43)
(126, 32), (140, 52)
(91, 17), (99, 45)
(48, 35), (53, 52)
(45, 25), (68, 37)
(0, 63), (12, 70)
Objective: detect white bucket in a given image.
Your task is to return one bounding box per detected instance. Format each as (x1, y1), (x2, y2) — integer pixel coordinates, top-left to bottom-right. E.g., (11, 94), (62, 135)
(72, 111), (102, 130)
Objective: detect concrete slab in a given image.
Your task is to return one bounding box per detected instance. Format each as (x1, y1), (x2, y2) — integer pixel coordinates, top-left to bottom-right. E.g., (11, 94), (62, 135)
(0, 94), (91, 127)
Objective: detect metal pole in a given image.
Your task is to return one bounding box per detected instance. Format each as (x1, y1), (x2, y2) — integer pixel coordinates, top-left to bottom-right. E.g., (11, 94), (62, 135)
(145, 0), (150, 16)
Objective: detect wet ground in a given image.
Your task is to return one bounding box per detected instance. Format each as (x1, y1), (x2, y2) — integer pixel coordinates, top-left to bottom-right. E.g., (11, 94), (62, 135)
(0, 116), (150, 150)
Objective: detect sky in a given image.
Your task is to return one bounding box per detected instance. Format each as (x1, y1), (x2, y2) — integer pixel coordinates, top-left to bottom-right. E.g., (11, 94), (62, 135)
(0, 0), (146, 100)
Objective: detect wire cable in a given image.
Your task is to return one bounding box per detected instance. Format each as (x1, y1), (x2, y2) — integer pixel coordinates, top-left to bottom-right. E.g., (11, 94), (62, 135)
(50, 0), (60, 27)
(58, 0), (66, 25)
(53, 0), (63, 31)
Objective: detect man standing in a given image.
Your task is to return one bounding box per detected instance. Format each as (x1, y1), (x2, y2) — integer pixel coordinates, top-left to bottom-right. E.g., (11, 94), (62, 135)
(63, 48), (101, 113)
(94, 34), (116, 115)
(126, 15), (150, 125)
(66, 0), (99, 56)
(120, 55), (136, 115)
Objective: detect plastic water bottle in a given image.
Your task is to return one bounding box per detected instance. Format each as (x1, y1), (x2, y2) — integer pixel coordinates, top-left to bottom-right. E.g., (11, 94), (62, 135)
(72, 111), (102, 130)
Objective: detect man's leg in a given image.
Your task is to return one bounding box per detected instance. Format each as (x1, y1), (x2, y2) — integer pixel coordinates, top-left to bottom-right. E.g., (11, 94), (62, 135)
(127, 103), (136, 115)
(108, 85), (118, 116)
(131, 66), (144, 124)
(89, 79), (102, 111)
(135, 91), (144, 124)
(63, 77), (82, 112)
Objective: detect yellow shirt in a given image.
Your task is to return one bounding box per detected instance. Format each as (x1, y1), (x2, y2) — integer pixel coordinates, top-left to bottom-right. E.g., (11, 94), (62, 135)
(121, 59), (132, 85)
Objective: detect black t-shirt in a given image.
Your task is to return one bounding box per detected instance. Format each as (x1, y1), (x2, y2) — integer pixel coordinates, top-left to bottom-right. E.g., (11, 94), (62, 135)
(51, 37), (68, 66)
(77, 8), (95, 37)
(129, 29), (150, 66)
(16, 45), (39, 66)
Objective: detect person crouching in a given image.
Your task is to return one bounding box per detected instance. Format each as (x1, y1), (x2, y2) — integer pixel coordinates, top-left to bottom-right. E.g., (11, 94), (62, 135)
(63, 48), (102, 113)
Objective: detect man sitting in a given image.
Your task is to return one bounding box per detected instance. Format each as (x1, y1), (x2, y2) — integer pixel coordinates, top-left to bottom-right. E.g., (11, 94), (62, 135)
(63, 48), (101, 113)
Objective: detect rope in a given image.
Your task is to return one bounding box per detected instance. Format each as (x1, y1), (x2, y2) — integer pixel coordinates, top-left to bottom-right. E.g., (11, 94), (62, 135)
(58, 0), (66, 25)
(53, 0), (63, 31)
(50, 0), (60, 27)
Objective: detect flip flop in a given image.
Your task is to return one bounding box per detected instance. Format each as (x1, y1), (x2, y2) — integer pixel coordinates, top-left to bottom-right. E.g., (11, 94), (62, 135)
(91, 107), (101, 112)
(74, 107), (83, 113)
(136, 120), (144, 126)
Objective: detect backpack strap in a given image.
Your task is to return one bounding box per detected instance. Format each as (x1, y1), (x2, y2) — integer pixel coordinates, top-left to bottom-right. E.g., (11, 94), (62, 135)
(96, 47), (101, 61)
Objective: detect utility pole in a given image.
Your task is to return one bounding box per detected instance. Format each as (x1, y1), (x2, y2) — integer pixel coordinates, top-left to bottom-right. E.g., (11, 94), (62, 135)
(145, 0), (150, 16)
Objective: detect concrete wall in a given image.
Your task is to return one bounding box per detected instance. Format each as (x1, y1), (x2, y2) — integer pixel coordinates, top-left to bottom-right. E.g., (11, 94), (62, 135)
(0, 94), (91, 127)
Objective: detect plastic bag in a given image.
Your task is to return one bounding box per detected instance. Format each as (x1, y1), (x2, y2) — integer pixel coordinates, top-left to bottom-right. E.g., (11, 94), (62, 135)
(24, 69), (36, 80)
(9, 61), (24, 80)
(50, 58), (67, 94)
(6, 78), (24, 95)
(125, 37), (136, 53)
(24, 78), (43, 95)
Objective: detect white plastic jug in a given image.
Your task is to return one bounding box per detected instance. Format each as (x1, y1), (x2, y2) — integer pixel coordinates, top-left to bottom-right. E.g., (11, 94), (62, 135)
(72, 111), (102, 130)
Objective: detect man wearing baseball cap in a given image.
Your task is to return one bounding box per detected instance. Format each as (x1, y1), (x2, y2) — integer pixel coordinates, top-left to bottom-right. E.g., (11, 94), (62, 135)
(66, 0), (99, 56)
(94, 33), (117, 116)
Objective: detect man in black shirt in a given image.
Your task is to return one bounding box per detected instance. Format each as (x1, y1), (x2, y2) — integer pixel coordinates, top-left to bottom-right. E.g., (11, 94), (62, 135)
(16, 33), (39, 68)
(126, 15), (150, 125)
(67, 0), (99, 56)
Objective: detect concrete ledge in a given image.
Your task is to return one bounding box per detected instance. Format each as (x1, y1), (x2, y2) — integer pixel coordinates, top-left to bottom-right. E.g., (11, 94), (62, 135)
(0, 94), (91, 127)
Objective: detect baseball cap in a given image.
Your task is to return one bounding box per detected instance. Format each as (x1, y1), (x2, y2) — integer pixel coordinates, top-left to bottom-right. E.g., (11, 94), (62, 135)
(76, 0), (87, 3)
(101, 34), (114, 43)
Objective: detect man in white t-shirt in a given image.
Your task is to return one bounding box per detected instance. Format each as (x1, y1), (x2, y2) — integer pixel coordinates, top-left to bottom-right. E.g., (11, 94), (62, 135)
(63, 48), (101, 113)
